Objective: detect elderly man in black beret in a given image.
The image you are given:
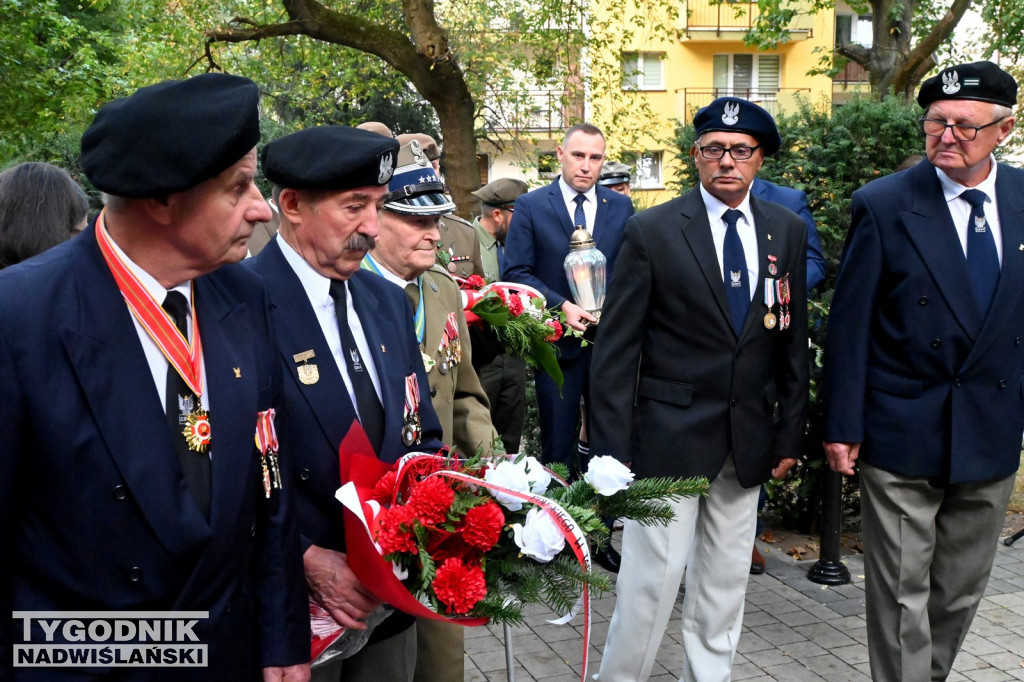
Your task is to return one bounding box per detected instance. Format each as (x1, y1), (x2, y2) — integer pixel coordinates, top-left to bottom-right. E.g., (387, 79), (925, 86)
(824, 61), (1022, 680)
(250, 126), (446, 682)
(590, 97), (808, 681)
(0, 73), (310, 681)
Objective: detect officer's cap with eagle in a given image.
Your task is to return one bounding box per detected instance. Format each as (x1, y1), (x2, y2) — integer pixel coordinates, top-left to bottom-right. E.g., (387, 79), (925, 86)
(692, 97), (782, 157)
(262, 125), (399, 191)
(382, 140), (457, 216)
(918, 61), (1018, 110)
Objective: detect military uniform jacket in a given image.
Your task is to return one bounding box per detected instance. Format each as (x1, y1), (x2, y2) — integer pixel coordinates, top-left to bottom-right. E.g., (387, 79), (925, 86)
(438, 214), (484, 278)
(420, 265), (499, 456)
(0, 224), (309, 679)
(589, 190), (809, 488)
(823, 160), (1024, 484)
(248, 240), (444, 555)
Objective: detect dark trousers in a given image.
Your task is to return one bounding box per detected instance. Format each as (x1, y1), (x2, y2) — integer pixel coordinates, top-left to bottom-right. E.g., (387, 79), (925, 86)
(535, 349), (590, 474)
(478, 353), (527, 453)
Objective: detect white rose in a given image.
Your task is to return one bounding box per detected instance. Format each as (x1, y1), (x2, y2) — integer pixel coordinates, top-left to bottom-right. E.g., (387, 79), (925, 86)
(484, 459), (532, 511)
(521, 456), (552, 494)
(511, 507), (566, 563)
(584, 455), (634, 496)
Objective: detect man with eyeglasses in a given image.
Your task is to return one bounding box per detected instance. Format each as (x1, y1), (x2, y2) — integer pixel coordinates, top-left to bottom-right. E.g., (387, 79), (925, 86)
(823, 61), (1022, 681)
(590, 97), (808, 681)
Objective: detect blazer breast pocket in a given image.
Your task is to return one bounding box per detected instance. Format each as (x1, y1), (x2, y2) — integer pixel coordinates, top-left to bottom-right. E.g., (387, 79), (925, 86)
(637, 376), (693, 407)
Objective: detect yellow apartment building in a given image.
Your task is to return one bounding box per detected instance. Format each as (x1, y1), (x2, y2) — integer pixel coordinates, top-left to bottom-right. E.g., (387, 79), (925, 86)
(476, 0), (865, 208)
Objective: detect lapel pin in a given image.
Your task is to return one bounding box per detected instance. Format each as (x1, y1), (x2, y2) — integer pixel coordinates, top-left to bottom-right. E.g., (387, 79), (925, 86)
(602, 198), (607, 203)
(1019, 244), (1023, 251)
(381, 344), (387, 353)
(233, 367), (241, 378)
(429, 281), (439, 293)
(767, 234), (772, 241)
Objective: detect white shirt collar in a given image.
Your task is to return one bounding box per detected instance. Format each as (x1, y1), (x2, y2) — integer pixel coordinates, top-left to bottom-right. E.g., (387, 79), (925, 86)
(699, 184), (754, 226)
(276, 232), (334, 306)
(558, 176), (597, 204)
(935, 154), (999, 204)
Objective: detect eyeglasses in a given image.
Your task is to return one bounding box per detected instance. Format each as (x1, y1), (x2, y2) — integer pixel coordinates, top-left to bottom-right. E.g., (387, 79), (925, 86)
(919, 117), (1006, 141)
(501, 205), (515, 213)
(697, 144), (761, 161)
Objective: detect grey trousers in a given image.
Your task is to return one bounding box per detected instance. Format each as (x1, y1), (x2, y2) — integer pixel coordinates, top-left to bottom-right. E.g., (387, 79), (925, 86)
(311, 624), (416, 682)
(860, 462), (1014, 682)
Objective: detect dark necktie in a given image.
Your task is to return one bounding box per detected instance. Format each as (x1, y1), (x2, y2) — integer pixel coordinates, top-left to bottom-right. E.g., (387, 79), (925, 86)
(722, 208), (750, 336)
(404, 282), (419, 311)
(496, 241), (505, 277)
(162, 291), (211, 519)
(962, 189), (999, 316)
(573, 194), (587, 230)
(328, 280), (385, 450)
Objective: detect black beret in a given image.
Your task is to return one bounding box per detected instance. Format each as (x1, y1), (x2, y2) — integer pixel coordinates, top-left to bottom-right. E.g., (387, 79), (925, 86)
(81, 73), (260, 198)
(470, 178), (529, 207)
(598, 161), (632, 186)
(918, 61), (1018, 109)
(262, 126), (399, 191)
(692, 97), (781, 156)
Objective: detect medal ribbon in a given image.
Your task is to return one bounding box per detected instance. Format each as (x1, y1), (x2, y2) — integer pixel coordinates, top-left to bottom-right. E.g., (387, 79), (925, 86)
(362, 256), (425, 343)
(404, 374), (420, 423)
(764, 278), (776, 309)
(95, 211), (204, 397)
(255, 408), (279, 454)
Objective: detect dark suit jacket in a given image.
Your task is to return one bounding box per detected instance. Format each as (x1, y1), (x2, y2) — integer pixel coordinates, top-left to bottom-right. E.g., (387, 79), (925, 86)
(823, 160), (1024, 484)
(248, 239), (443, 555)
(752, 178), (826, 290)
(503, 179), (634, 359)
(0, 224), (308, 679)
(589, 189), (809, 488)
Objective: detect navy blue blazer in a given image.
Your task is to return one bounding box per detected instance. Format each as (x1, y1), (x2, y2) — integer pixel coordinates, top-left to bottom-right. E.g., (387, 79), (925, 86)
(752, 178), (826, 290)
(248, 240), (443, 555)
(823, 160), (1024, 483)
(0, 225), (309, 678)
(503, 179), (634, 359)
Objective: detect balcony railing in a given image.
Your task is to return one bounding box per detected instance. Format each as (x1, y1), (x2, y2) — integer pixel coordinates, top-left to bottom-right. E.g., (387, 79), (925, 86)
(677, 88), (812, 122)
(682, 0), (813, 38)
(484, 90), (585, 135)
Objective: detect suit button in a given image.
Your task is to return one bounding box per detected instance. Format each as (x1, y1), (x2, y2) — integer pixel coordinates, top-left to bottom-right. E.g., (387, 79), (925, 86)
(954, 378), (962, 387)
(1016, 337), (1022, 346)
(931, 339), (942, 348)
(430, 388), (437, 398)
(128, 567), (143, 583)
(998, 379), (1007, 389)
(736, 350), (744, 358)
(730, 398), (738, 407)
(299, 469), (310, 481)
(112, 485), (127, 501)
(919, 296), (928, 305)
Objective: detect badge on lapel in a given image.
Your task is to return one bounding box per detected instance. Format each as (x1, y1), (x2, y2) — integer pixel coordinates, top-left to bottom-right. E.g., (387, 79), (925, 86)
(293, 349), (319, 385)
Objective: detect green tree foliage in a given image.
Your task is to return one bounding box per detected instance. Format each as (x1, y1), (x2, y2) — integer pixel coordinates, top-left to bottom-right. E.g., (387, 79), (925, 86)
(673, 94), (924, 529)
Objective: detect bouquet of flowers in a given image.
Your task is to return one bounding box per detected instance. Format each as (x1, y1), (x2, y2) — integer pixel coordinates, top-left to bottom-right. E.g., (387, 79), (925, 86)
(457, 275), (565, 386)
(317, 422), (708, 678)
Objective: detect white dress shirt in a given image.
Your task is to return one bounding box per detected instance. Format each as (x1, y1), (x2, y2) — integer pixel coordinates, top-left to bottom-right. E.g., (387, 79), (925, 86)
(558, 177), (598, 234)
(700, 185), (759, 300)
(276, 234), (383, 414)
(936, 157), (1003, 265)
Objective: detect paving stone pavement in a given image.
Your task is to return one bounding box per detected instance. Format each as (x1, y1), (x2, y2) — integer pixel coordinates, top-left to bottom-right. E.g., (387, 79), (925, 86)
(464, 532), (1024, 681)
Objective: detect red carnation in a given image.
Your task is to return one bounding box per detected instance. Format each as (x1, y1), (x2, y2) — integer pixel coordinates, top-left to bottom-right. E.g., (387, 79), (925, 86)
(466, 275), (487, 289)
(545, 319), (564, 342)
(432, 558), (487, 614)
(376, 505), (419, 556)
(371, 470), (398, 504)
(461, 501), (505, 549)
(407, 476), (455, 527)
(507, 294), (525, 317)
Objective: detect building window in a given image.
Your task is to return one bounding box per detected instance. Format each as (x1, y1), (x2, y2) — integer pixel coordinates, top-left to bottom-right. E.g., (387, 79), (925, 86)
(622, 52), (665, 91)
(836, 14), (873, 47)
(622, 151), (663, 190)
(712, 54), (781, 104)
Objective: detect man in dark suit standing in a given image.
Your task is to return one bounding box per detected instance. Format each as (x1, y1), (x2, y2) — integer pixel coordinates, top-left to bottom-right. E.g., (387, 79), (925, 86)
(590, 98), (808, 681)
(503, 123), (633, 571)
(0, 74), (310, 680)
(253, 126), (445, 682)
(823, 61), (1022, 681)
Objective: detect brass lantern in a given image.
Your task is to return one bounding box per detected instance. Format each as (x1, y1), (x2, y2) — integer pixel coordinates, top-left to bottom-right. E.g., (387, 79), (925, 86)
(563, 228), (607, 322)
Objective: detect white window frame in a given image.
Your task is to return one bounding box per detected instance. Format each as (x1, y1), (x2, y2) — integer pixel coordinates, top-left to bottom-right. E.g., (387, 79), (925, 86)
(623, 151), (663, 190)
(712, 53), (781, 99)
(621, 52), (665, 91)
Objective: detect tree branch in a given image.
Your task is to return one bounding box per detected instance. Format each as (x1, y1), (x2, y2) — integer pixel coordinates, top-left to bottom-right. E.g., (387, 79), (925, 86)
(903, 0), (972, 79)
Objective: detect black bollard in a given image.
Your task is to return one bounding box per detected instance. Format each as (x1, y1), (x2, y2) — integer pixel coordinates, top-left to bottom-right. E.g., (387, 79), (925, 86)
(807, 466), (851, 585)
